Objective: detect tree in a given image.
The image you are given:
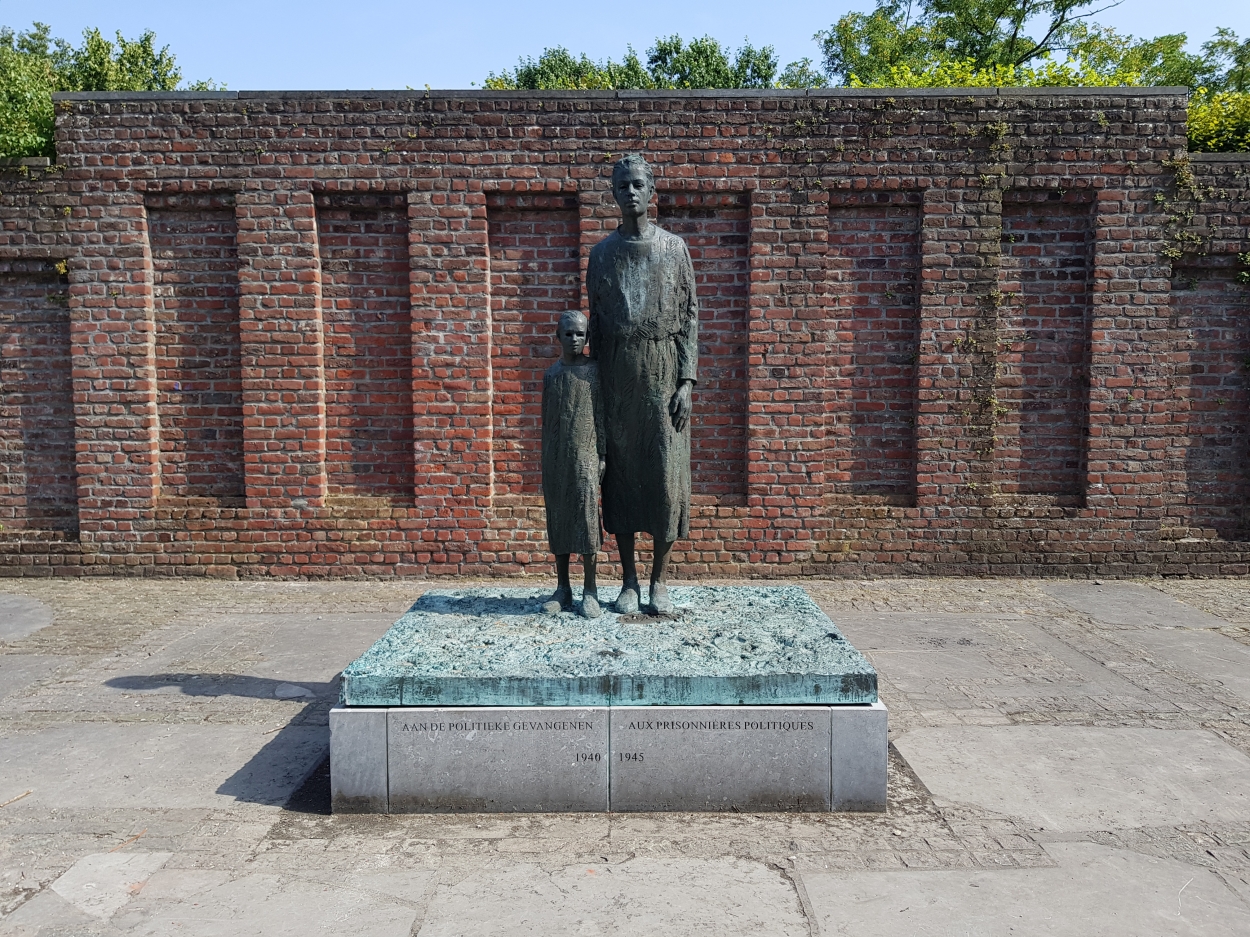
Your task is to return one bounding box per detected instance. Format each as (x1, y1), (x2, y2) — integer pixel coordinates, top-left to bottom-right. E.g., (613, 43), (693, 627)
(0, 22), (213, 158)
(646, 35), (777, 89)
(925, 0), (1112, 68)
(1202, 27), (1250, 93)
(484, 35), (817, 91)
(816, 1), (943, 86)
(817, 0), (1116, 85)
(483, 46), (650, 91)
(820, 3), (1249, 152)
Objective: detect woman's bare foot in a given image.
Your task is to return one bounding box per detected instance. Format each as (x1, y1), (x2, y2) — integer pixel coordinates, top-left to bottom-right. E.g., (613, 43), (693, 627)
(615, 579), (640, 614)
(649, 581), (672, 614)
(542, 585), (573, 615)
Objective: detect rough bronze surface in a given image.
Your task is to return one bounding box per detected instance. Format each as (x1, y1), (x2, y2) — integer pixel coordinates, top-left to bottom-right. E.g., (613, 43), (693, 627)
(339, 585), (878, 707)
(589, 160), (699, 544)
(541, 357), (605, 558)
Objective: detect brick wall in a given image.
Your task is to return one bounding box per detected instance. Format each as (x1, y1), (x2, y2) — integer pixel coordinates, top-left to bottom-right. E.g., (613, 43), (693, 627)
(0, 260), (76, 534)
(658, 192), (751, 502)
(487, 193), (581, 500)
(1172, 260), (1249, 539)
(316, 193), (414, 499)
(827, 192), (921, 502)
(149, 195), (244, 502)
(0, 90), (1246, 578)
(995, 190), (1093, 502)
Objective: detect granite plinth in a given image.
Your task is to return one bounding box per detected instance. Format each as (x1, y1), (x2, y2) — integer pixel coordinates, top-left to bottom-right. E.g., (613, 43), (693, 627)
(340, 586), (876, 708)
(388, 707), (608, 813)
(609, 706), (832, 811)
(329, 703), (888, 813)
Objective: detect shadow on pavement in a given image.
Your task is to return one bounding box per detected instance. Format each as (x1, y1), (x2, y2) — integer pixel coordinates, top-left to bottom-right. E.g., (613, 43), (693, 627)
(284, 755), (332, 815)
(105, 672), (336, 810)
(105, 672), (339, 699)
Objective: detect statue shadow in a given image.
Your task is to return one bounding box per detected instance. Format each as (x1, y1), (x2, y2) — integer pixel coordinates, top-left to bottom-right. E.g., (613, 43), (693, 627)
(413, 593), (546, 618)
(104, 672), (337, 812)
(105, 672), (338, 699)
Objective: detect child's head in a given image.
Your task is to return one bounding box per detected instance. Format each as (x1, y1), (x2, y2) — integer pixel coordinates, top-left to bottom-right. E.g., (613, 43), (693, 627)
(557, 310), (588, 359)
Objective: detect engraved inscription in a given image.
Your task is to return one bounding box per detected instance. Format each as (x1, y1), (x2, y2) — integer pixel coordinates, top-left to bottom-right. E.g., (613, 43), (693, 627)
(621, 719), (816, 731)
(609, 707), (833, 811)
(399, 719), (596, 733)
(387, 708), (610, 812)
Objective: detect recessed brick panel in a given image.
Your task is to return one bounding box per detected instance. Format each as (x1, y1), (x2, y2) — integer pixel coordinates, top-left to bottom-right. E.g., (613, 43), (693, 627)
(149, 200), (244, 502)
(488, 194), (581, 499)
(658, 193), (750, 501)
(1173, 265), (1249, 538)
(827, 193), (921, 500)
(996, 191), (1092, 500)
(0, 262), (77, 533)
(317, 194), (414, 498)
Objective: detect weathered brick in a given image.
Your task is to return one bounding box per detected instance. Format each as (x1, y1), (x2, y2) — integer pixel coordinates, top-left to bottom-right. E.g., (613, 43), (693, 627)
(0, 90), (1241, 578)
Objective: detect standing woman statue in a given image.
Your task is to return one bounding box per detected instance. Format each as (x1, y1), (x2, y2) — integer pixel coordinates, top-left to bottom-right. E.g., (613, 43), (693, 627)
(588, 155), (698, 615)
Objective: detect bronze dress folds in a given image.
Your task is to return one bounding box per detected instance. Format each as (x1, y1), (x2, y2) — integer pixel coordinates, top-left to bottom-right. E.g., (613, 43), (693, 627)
(588, 226), (699, 542)
(541, 359), (606, 556)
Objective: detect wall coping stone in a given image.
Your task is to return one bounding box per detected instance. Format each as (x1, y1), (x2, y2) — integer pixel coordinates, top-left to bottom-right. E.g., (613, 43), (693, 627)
(1191, 151), (1250, 161)
(52, 86), (1190, 103)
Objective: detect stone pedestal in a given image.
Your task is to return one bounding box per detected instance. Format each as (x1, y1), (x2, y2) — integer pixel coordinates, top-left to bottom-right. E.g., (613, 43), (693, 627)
(331, 586), (887, 813)
(330, 702), (887, 813)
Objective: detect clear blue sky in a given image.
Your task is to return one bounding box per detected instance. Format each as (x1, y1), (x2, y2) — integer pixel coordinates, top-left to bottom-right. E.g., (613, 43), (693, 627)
(7, 0), (1249, 89)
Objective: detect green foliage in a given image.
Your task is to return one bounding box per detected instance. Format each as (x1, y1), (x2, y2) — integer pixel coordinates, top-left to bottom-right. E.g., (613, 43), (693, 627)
(1202, 28), (1250, 92)
(821, 2), (1250, 151)
(924, 0), (1107, 68)
(0, 22), (211, 159)
(483, 46), (650, 90)
(0, 31), (54, 157)
(1188, 89), (1250, 153)
(647, 35), (777, 89)
(52, 26), (181, 92)
(817, 0), (1108, 84)
(484, 36), (819, 91)
(816, 2), (937, 87)
(1060, 23), (1217, 88)
(847, 26), (1228, 90)
(820, 1), (1247, 94)
(776, 58), (827, 90)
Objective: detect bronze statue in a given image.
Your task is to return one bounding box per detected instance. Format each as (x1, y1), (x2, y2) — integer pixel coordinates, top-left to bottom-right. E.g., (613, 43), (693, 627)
(540, 310), (606, 619)
(588, 155), (698, 615)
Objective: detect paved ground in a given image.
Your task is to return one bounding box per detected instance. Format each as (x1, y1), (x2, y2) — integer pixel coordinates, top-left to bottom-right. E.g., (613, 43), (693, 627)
(1, 576), (1249, 936)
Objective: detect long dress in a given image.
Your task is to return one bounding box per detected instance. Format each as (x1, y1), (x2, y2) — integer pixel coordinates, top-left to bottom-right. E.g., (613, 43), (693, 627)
(541, 359), (605, 556)
(587, 225), (699, 542)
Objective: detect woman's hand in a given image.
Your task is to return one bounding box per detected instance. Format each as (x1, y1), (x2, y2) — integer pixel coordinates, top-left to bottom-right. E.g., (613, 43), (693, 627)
(669, 380), (693, 432)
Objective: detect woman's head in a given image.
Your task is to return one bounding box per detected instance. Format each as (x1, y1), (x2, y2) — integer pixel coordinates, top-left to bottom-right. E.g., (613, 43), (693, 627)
(611, 154), (654, 217)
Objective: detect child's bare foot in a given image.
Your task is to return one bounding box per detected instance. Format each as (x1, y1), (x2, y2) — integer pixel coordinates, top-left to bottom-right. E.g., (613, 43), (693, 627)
(542, 585), (573, 615)
(649, 581), (672, 614)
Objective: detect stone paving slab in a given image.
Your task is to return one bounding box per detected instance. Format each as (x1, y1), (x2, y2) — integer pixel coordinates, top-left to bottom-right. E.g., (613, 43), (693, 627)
(1039, 581), (1230, 629)
(0, 595), (55, 643)
(804, 841), (1247, 936)
(1, 576), (1248, 935)
(895, 726), (1250, 831)
(0, 724), (327, 811)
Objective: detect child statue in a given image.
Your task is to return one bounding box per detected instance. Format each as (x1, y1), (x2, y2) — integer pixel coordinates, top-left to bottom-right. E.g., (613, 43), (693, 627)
(540, 309), (607, 619)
